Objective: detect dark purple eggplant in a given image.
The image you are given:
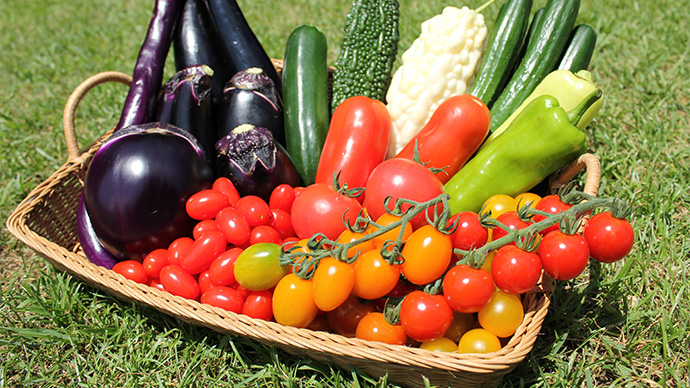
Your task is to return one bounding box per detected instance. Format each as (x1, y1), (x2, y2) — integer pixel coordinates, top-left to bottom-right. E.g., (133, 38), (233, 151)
(174, 0), (231, 110)
(205, 0), (282, 96)
(76, 194), (118, 270)
(215, 124), (301, 201)
(155, 65), (215, 153)
(217, 67), (284, 145)
(83, 122), (214, 262)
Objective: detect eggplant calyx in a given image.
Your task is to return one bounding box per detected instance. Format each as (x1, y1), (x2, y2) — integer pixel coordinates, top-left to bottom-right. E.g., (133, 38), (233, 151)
(226, 67), (281, 108)
(215, 124), (277, 175)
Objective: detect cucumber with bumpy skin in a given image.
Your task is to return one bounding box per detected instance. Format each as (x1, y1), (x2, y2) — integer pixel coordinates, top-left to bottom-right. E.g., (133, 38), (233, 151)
(558, 24), (597, 72)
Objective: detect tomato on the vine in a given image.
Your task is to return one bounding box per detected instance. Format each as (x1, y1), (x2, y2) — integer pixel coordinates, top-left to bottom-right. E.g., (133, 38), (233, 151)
(449, 211), (488, 251)
(366, 213), (414, 249)
(539, 230), (589, 280)
(399, 290), (454, 342)
(400, 225), (452, 285)
(442, 264), (494, 313)
(583, 212), (634, 263)
(532, 195), (572, 235)
(480, 194), (516, 218)
(336, 229), (376, 259)
(290, 183), (363, 241)
(477, 290), (524, 338)
(326, 294), (378, 338)
(312, 257), (356, 312)
(355, 312), (407, 345)
(490, 211), (531, 245)
(457, 328), (501, 354)
(491, 245), (542, 295)
(352, 249), (401, 300)
(514, 192), (542, 211)
(272, 273), (319, 328)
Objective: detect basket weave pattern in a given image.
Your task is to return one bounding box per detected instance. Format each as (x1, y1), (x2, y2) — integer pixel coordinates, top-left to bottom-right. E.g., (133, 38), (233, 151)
(6, 71), (601, 388)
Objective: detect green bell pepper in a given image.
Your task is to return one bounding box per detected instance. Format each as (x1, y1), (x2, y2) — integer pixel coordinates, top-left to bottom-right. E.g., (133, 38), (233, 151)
(444, 89), (602, 214)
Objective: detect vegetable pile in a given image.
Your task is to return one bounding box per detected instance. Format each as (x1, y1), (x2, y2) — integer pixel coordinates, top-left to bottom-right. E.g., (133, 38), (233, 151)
(79, 0), (636, 355)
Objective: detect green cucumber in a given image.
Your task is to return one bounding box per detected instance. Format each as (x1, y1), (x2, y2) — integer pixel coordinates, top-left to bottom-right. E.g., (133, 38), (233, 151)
(557, 24), (597, 72)
(488, 0), (580, 132)
(282, 24), (330, 186)
(468, 0), (533, 108)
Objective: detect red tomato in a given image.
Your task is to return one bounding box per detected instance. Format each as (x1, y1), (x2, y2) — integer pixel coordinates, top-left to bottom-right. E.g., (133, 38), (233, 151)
(198, 270), (213, 293)
(316, 96), (392, 190)
(449, 211), (488, 251)
(272, 273), (319, 328)
(583, 212), (635, 263)
(326, 294), (378, 338)
(159, 264), (200, 300)
(443, 264), (494, 313)
(179, 231), (227, 275)
(267, 209), (295, 240)
(235, 195), (272, 227)
(491, 211), (531, 245)
(538, 231), (590, 280)
(352, 249), (401, 300)
(193, 219), (220, 240)
(355, 312), (407, 345)
(242, 290), (274, 321)
(363, 158), (445, 230)
(212, 177), (240, 206)
(395, 94), (490, 184)
(200, 286), (244, 313)
(185, 189), (230, 220)
(147, 277), (166, 292)
(249, 225), (282, 245)
(208, 247), (243, 286)
(399, 291), (454, 342)
(400, 225), (453, 285)
(142, 248), (169, 278)
(112, 260), (149, 284)
(167, 237), (193, 266)
(532, 195), (572, 235)
(491, 245), (542, 295)
(290, 183), (363, 240)
(269, 184), (296, 214)
(312, 257), (356, 312)
(215, 206), (251, 246)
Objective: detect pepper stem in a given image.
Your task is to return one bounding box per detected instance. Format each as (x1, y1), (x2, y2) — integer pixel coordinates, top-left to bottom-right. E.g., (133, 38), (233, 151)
(567, 89), (602, 126)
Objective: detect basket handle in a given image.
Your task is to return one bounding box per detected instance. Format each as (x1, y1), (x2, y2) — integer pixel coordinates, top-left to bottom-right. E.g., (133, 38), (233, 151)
(550, 153), (601, 197)
(63, 71), (132, 160)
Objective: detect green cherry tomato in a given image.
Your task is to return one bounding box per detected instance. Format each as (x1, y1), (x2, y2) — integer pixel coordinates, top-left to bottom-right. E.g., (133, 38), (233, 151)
(233, 243), (289, 291)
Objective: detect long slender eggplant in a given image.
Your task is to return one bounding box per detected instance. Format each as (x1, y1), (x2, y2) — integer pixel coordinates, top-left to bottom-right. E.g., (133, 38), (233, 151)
(174, 0), (230, 111)
(205, 0), (282, 96)
(155, 65), (215, 154)
(217, 67), (284, 146)
(76, 194), (118, 269)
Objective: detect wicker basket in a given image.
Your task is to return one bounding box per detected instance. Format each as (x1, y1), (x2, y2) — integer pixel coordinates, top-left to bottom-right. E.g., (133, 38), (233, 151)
(6, 70), (602, 388)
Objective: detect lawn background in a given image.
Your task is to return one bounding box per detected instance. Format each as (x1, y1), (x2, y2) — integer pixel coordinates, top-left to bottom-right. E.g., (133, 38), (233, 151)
(1, 0), (689, 386)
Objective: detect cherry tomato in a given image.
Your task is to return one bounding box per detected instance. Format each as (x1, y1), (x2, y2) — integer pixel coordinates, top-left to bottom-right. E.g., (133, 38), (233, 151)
(197, 270), (213, 293)
(480, 194), (516, 218)
(142, 248), (169, 278)
(112, 260), (148, 284)
(272, 273), (319, 328)
(290, 183), (363, 240)
(234, 243), (289, 291)
(449, 211), (488, 251)
(193, 219), (220, 240)
(539, 231), (589, 280)
(400, 225), (452, 285)
(477, 290), (524, 338)
(267, 208), (295, 240)
(167, 237), (193, 266)
(186, 189), (230, 220)
(208, 247), (243, 286)
(352, 249), (401, 300)
(235, 195), (272, 227)
(457, 328), (501, 354)
(212, 177), (240, 206)
(444, 312), (476, 343)
(399, 291), (454, 342)
(355, 312), (407, 345)
(366, 213), (414, 250)
(326, 294), (378, 338)
(514, 192), (542, 211)
(147, 277), (166, 292)
(443, 264), (494, 313)
(491, 211), (531, 245)
(532, 195), (572, 236)
(180, 230), (227, 275)
(269, 184), (296, 214)
(312, 257), (356, 311)
(419, 336), (458, 352)
(242, 290), (273, 321)
(249, 225), (282, 245)
(215, 206), (251, 246)
(491, 245), (542, 295)
(336, 229), (376, 259)
(159, 264), (200, 300)
(583, 212), (635, 263)
(363, 158), (445, 230)
(200, 286), (244, 313)
(230, 283), (252, 300)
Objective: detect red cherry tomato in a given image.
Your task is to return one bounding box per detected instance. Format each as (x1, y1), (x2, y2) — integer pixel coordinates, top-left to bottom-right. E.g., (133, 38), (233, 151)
(242, 290), (274, 321)
(326, 294), (378, 338)
(363, 158), (445, 230)
(249, 225), (282, 245)
(400, 225), (453, 285)
(449, 211), (489, 251)
(193, 219), (220, 240)
(200, 286), (244, 313)
(269, 184), (296, 214)
(443, 264), (494, 313)
(491, 211), (531, 245)
(538, 231), (589, 280)
(147, 277), (166, 292)
(355, 312), (407, 345)
(180, 231), (227, 275)
(583, 212), (635, 263)
(267, 208), (295, 240)
(142, 248), (169, 278)
(290, 183), (363, 241)
(112, 260), (149, 284)
(159, 264), (200, 300)
(532, 195), (572, 235)
(198, 270), (213, 293)
(215, 206), (251, 246)
(167, 237), (193, 266)
(399, 290), (454, 342)
(185, 189), (230, 220)
(491, 245), (542, 295)
(235, 195), (272, 227)
(212, 177), (240, 206)
(208, 247), (243, 286)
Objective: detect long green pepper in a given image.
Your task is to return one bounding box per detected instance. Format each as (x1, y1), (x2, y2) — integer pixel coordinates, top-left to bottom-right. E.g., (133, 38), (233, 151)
(444, 89), (602, 214)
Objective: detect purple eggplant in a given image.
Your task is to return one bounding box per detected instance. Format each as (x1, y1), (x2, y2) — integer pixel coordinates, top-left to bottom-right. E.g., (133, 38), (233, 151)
(217, 68), (284, 146)
(215, 124), (301, 201)
(76, 194), (118, 270)
(83, 122), (214, 262)
(155, 65), (215, 153)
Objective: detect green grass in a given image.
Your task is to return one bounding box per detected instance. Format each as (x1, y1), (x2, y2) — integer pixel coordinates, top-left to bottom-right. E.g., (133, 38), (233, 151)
(1, 0), (689, 386)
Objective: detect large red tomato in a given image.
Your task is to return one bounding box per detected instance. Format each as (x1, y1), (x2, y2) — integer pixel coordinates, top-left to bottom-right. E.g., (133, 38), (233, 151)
(290, 183), (363, 240)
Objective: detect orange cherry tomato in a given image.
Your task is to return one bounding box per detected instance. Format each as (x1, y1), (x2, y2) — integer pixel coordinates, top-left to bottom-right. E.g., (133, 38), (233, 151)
(355, 312), (407, 345)
(272, 273), (319, 328)
(326, 294), (378, 338)
(312, 257), (356, 312)
(400, 225), (452, 285)
(366, 213), (414, 249)
(352, 250), (401, 300)
(336, 229), (376, 259)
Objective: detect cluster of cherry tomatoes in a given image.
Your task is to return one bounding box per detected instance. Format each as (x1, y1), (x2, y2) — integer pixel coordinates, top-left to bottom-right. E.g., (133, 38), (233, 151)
(111, 174), (634, 355)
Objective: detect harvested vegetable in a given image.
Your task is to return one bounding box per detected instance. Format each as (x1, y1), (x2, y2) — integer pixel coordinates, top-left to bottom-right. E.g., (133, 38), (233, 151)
(557, 23), (597, 72)
(385, 6), (488, 157)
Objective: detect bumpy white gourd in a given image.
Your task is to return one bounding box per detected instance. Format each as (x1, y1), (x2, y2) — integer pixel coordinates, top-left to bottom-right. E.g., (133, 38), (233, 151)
(385, 6), (488, 157)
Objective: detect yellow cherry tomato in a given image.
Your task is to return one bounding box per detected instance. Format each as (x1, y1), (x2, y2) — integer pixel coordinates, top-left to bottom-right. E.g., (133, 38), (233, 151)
(272, 273), (318, 328)
(457, 328), (502, 354)
(480, 194), (517, 218)
(420, 336), (458, 352)
(477, 290), (524, 338)
(514, 192), (542, 211)
(312, 257), (356, 312)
